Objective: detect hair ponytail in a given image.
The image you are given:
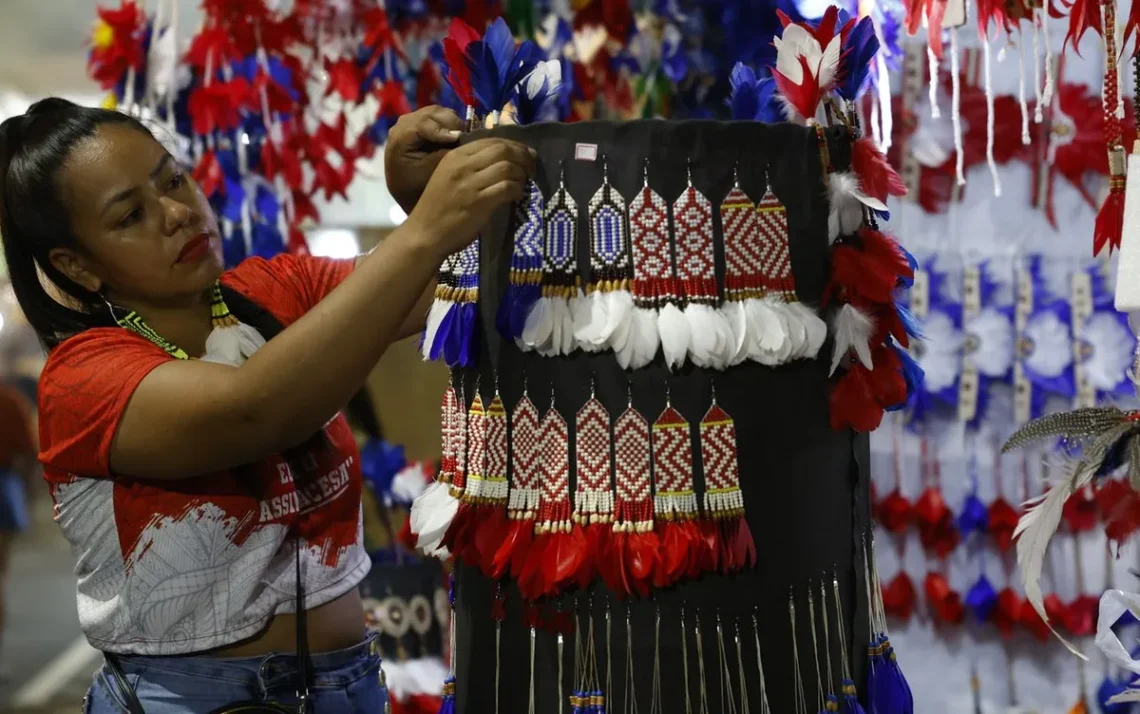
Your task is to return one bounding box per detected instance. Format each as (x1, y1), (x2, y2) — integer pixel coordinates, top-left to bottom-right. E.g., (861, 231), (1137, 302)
(0, 98), (154, 349)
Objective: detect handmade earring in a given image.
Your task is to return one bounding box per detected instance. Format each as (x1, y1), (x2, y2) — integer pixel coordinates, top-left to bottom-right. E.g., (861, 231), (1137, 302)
(577, 155), (634, 354)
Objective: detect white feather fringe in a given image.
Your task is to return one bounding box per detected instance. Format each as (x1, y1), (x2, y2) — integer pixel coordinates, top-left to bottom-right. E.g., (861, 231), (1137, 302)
(747, 300), (793, 365)
(409, 481), (458, 559)
(616, 306), (660, 370)
(420, 298), (450, 361)
(827, 172), (884, 242)
(721, 301), (750, 366)
(685, 304), (723, 368)
(202, 321), (268, 367)
(658, 302), (691, 370)
(829, 303), (875, 375)
(519, 297), (554, 353)
(787, 302), (827, 359)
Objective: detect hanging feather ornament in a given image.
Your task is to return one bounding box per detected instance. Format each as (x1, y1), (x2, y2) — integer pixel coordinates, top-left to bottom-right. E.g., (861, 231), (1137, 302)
(496, 181), (545, 342)
(756, 178), (827, 362)
(652, 387), (702, 587)
(1094, 0), (1127, 256)
(727, 62), (783, 122)
(520, 166), (581, 357)
(519, 386), (587, 601)
(470, 385), (510, 576)
(571, 385), (614, 590)
(605, 390), (658, 598)
(513, 59), (561, 125)
(423, 238), (480, 368)
(441, 386), (488, 563)
(411, 377), (466, 558)
(465, 17), (543, 126)
(672, 163), (734, 370)
(719, 171), (789, 367)
(441, 18), (480, 127)
(698, 383), (755, 573)
(628, 161), (675, 370)
(1001, 406), (1140, 656)
(863, 533), (915, 714)
(575, 158), (633, 355)
(771, 6), (843, 122)
(491, 385), (541, 580)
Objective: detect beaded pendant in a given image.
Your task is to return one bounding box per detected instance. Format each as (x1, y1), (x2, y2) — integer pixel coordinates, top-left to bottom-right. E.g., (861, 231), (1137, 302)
(575, 158), (633, 355)
(498, 181), (546, 342)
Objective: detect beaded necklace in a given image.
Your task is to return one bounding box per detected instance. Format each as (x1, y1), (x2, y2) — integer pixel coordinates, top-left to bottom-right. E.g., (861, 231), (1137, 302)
(111, 282), (243, 360)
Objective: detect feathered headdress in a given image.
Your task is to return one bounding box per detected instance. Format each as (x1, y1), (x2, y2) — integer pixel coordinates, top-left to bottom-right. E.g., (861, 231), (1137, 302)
(771, 6), (842, 122)
(465, 17), (544, 125)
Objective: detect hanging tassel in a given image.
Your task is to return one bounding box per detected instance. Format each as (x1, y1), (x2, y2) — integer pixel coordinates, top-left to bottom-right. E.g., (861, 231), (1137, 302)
(756, 183), (826, 362)
(471, 387), (510, 576)
(673, 163), (733, 369)
(1095, 0), (1127, 256)
(605, 394), (658, 598)
(982, 31), (1002, 197)
(575, 157), (633, 355)
(927, 44), (941, 120)
(698, 385), (755, 573)
(492, 388), (541, 579)
(496, 181), (545, 341)
(1017, 33), (1030, 144)
(652, 390), (702, 587)
(422, 253), (457, 361)
(441, 387), (487, 563)
(519, 387), (586, 601)
(520, 167), (580, 357)
(411, 378), (466, 558)
(425, 238), (481, 368)
(571, 389), (614, 590)
(950, 28), (966, 186)
(720, 174), (789, 366)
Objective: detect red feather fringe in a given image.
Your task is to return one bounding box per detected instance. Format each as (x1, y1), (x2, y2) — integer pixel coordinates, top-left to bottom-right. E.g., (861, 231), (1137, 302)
(489, 518), (534, 580)
(442, 18), (479, 106)
(1094, 183), (1126, 256)
(471, 506), (510, 577)
(518, 526), (588, 602)
(852, 138), (908, 204)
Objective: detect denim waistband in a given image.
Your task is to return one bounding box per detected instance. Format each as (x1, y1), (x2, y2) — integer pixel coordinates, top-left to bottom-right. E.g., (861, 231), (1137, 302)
(114, 631), (381, 690)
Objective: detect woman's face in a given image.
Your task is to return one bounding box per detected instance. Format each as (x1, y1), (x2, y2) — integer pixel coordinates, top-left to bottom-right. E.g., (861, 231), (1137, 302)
(52, 123), (223, 308)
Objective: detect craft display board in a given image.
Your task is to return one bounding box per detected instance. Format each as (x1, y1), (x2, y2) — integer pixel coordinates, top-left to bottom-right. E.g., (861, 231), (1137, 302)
(445, 120), (872, 713)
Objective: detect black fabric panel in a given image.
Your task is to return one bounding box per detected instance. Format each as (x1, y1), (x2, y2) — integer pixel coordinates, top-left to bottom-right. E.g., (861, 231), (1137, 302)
(449, 120), (871, 714)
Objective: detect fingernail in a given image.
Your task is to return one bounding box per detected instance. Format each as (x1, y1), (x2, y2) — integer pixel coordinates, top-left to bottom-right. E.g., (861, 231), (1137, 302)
(448, 130), (462, 138)
(528, 147), (537, 158)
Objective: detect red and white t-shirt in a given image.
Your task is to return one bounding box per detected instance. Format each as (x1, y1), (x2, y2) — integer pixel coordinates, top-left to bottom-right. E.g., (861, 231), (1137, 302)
(39, 254), (370, 656)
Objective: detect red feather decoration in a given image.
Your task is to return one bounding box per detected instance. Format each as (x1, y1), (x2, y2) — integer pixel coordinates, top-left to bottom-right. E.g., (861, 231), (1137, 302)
(988, 497), (1021, 552)
(1054, 0), (1103, 55)
(191, 150), (224, 199)
(882, 571), (917, 620)
(442, 18), (480, 108)
(851, 137), (908, 204)
(994, 587), (1023, 637)
(924, 572), (965, 625)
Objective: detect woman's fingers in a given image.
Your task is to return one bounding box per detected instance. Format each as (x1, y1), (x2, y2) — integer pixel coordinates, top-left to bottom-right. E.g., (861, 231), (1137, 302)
(469, 160), (530, 192)
(478, 179), (527, 205)
(416, 114), (464, 144)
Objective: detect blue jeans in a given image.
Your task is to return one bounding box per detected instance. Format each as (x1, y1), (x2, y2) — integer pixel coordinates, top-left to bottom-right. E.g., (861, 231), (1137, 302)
(85, 632), (389, 713)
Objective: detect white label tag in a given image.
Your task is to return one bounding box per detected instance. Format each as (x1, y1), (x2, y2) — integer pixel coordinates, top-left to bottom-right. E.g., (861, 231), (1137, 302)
(575, 143), (598, 162)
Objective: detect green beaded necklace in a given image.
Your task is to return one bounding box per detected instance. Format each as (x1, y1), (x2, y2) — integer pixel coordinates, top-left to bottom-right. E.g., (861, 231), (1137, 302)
(112, 282), (240, 360)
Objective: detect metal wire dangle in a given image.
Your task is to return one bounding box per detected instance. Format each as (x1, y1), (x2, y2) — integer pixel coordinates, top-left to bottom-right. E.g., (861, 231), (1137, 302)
(790, 591), (808, 714)
(752, 611), (772, 714)
(716, 612), (738, 714)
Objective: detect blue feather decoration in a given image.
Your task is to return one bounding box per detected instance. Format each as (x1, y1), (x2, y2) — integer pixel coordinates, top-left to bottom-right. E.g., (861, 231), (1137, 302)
(964, 574), (998, 622)
(837, 16), (879, 101)
(727, 62), (782, 122)
(466, 18), (543, 118)
(514, 61), (561, 124)
(496, 181), (545, 340)
(957, 494), (989, 538)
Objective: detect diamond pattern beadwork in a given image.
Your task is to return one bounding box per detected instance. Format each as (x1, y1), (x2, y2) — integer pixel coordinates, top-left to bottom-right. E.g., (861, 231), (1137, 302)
(507, 394), (541, 519)
(699, 403), (744, 518)
(672, 185), (719, 305)
(630, 185), (677, 308)
(721, 186), (766, 302)
(536, 404), (572, 534)
(572, 397), (614, 525)
(482, 391), (509, 505)
(613, 407), (653, 532)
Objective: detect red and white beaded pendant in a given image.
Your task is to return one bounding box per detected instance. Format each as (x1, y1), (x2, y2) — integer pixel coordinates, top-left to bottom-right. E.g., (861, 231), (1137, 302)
(441, 384), (487, 563)
(719, 169), (788, 367)
(410, 375), (465, 558)
(698, 384), (755, 573)
(672, 162), (734, 369)
(470, 383), (510, 576)
(756, 178), (826, 361)
(571, 382), (615, 588)
(652, 386), (702, 588)
(519, 385), (587, 601)
(604, 386), (659, 598)
(491, 382), (541, 580)
(630, 160), (683, 370)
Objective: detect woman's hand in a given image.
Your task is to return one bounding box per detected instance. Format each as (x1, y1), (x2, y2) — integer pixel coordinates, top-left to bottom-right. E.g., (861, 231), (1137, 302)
(405, 138), (536, 259)
(384, 106), (465, 213)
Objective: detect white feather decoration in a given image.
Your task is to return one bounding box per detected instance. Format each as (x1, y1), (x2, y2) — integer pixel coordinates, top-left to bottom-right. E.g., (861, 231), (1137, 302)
(421, 297), (450, 361)
(659, 302), (691, 370)
(827, 172), (886, 242)
(776, 303), (808, 359)
(409, 481), (458, 558)
(829, 303), (875, 374)
(519, 297), (554, 353)
(201, 321), (268, 367)
(620, 306), (660, 370)
(721, 301), (750, 366)
(685, 304), (722, 368)
(572, 290), (607, 352)
(1014, 466), (1095, 659)
(787, 301), (828, 359)
(601, 289), (635, 348)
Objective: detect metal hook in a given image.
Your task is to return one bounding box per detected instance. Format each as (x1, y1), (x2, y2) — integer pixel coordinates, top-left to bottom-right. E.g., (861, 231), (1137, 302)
(559, 159), (567, 187)
(642, 157), (650, 186)
(522, 371), (528, 395)
(550, 380), (556, 408)
(626, 380), (634, 409)
(709, 377), (717, 405)
(733, 162), (740, 188)
(664, 379), (671, 407)
(686, 158), (693, 186)
(601, 153), (609, 184)
(589, 374), (596, 399)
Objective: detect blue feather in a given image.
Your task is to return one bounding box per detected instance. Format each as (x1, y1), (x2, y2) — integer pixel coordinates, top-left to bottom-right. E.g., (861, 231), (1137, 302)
(466, 19), (542, 116)
(895, 303), (923, 340)
(728, 62), (782, 122)
(965, 575), (998, 622)
(515, 70), (558, 124)
(837, 16), (879, 101)
(957, 494), (989, 538)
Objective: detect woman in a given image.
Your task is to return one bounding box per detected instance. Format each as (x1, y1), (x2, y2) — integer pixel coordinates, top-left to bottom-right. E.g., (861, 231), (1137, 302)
(0, 97), (533, 712)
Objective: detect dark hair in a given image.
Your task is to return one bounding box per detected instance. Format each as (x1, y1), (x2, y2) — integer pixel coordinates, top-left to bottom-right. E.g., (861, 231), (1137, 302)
(0, 97), (156, 349)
